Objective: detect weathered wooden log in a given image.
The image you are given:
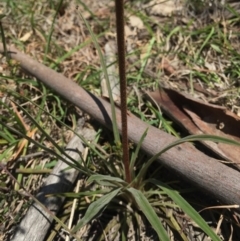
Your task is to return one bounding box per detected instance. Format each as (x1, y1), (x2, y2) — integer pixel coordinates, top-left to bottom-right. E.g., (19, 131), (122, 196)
(10, 120), (96, 241)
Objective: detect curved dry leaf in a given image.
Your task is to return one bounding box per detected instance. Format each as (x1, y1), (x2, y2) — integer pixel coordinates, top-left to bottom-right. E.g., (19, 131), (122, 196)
(148, 87), (240, 169)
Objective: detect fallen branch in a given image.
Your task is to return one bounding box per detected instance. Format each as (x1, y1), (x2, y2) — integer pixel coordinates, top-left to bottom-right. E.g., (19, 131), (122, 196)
(1, 44), (240, 212)
(10, 119), (96, 241)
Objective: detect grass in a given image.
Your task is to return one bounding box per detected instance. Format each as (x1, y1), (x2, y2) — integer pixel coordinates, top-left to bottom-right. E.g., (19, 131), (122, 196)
(1, 0), (240, 240)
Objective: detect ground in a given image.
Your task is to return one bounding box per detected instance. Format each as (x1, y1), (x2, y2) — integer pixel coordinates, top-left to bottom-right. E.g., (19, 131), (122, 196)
(1, 0), (240, 240)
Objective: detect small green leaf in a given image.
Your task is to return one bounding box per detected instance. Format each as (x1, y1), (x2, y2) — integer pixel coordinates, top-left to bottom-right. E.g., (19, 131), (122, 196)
(71, 187), (121, 233)
(128, 187), (170, 241)
(211, 44), (222, 53)
(195, 26), (215, 60)
(79, 11), (120, 144)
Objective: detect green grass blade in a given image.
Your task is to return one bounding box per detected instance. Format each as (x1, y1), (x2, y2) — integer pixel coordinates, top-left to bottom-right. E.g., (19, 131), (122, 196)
(9, 90), (105, 160)
(150, 179), (221, 241)
(195, 26), (214, 60)
(49, 33), (105, 69)
(71, 187), (121, 233)
(146, 103), (180, 137)
(0, 119), (93, 176)
(78, 1), (102, 26)
(0, 127), (16, 143)
(137, 134), (240, 181)
(78, 11), (120, 144)
(166, 26), (181, 43)
(7, 100), (84, 164)
(44, 0), (63, 62)
(130, 128), (148, 179)
(0, 15), (8, 61)
(136, 37), (155, 83)
(128, 187), (170, 241)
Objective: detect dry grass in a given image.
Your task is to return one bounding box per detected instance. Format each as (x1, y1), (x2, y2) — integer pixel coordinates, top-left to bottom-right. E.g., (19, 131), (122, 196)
(1, 0), (240, 240)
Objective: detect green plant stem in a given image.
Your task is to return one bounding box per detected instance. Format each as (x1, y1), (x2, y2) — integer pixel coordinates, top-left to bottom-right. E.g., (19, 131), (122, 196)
(115, 0), (131, 183)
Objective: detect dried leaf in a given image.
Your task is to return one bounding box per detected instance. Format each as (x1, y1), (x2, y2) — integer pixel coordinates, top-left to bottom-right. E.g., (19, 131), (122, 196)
(144, 0), (183, 17)
(159, 58), (176, 75)
(128, 15), (144, 29)
(148, 87), (240, 169)
(19, 31), (32, 42)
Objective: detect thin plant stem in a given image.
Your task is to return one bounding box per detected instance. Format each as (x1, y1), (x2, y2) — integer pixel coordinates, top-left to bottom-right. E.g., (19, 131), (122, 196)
(115, 0), (131, 183)
(44, 0), (63, 63)
(0, 15), (8, 62)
